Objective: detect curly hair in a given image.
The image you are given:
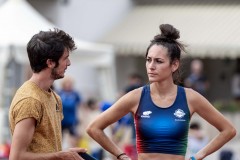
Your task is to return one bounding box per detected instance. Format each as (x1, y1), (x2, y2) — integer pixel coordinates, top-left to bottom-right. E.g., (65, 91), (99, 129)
(27, 28), (76, 73)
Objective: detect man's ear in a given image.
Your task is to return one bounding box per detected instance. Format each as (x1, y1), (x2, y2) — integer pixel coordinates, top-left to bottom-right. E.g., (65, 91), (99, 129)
(46, 59), (56, 68)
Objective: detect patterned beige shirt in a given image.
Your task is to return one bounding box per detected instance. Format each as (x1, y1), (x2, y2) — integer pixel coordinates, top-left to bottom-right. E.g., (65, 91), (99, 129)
(9, 81), (63, 153)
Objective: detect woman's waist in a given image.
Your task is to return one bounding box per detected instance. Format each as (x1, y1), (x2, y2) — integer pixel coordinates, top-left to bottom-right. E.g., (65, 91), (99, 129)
(138, 153), (185, 160)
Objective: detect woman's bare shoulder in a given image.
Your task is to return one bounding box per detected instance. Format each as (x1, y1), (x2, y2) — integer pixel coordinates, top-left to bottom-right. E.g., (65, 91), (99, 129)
(184, 87), (202, 102)
(127, 86), (143, 97)
(184, 87), (211, 113)
(122, 86), (144, 113)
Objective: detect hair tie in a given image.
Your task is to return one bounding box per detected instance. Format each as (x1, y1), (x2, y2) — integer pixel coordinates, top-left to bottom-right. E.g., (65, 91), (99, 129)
(117, 153), (126, 159)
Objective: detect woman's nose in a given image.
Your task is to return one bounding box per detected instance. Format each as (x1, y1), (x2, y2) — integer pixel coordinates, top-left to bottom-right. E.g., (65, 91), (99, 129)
(149, 61), (155, 69)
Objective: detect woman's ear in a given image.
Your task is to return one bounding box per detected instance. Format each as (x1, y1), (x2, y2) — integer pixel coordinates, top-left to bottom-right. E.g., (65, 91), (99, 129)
(171, 60), (179, 73)
(46, 59), (56, 69)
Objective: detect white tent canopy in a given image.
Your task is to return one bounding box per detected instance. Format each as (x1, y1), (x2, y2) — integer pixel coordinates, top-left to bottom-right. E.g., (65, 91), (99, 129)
(0, 0), (117, 143)
(101, 5), (240, 58)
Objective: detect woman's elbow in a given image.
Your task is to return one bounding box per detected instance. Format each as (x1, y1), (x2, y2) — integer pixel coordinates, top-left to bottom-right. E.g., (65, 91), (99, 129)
(86, 123), (96, 137)
(86, 125), (92, 136)
(229, 126), (237, 139)
(224, 125), (237, 140)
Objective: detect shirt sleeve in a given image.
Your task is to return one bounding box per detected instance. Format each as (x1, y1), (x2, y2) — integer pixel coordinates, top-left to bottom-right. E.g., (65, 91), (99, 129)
(12, 98), (43, 126)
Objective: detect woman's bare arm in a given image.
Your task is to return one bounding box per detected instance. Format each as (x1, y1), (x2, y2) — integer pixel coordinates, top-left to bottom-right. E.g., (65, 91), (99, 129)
(87, 88), (142, 158)
(186, 88), (236, 160)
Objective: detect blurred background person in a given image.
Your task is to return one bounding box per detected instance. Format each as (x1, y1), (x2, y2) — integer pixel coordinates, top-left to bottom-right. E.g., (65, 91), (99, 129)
(184, 59), (209, 96)
(81, 98), (103, 160)
(219, 149), (234, 160)
(0, 140), (10, 159)
(79, 98), (114, 160)
(120, 73), (144, 138)
(122, 73), (144, 160)
(187, 122), (209, 158)
(58, 76), (82, 148)
(231, 58), (240, 102)
(124, 73), (144, 94)
(110, 73), (144, 160)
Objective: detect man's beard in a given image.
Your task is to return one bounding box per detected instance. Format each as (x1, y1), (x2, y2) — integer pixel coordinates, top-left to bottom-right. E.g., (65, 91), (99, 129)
(51, 68), (64, 80)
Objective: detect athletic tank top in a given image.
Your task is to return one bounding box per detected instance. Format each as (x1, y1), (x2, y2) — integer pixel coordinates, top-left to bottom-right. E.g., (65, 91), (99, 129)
(134, 85), (190, 155)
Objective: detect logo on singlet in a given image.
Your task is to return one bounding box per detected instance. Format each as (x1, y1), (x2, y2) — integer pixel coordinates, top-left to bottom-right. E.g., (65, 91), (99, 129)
(141, 111), (152, 118)
(174, 109), (186, 121)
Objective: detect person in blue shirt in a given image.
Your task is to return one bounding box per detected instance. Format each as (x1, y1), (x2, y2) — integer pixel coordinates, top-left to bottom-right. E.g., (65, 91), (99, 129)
(87, 24), (236, 160)
(59, 76), (81, 147)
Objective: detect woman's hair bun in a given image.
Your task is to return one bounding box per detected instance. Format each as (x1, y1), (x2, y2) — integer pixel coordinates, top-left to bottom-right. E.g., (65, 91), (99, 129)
(159, 24), (180, 40)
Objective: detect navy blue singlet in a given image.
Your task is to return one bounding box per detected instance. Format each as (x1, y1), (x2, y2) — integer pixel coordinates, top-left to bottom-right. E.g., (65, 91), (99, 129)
(134, 85), (190, 156)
